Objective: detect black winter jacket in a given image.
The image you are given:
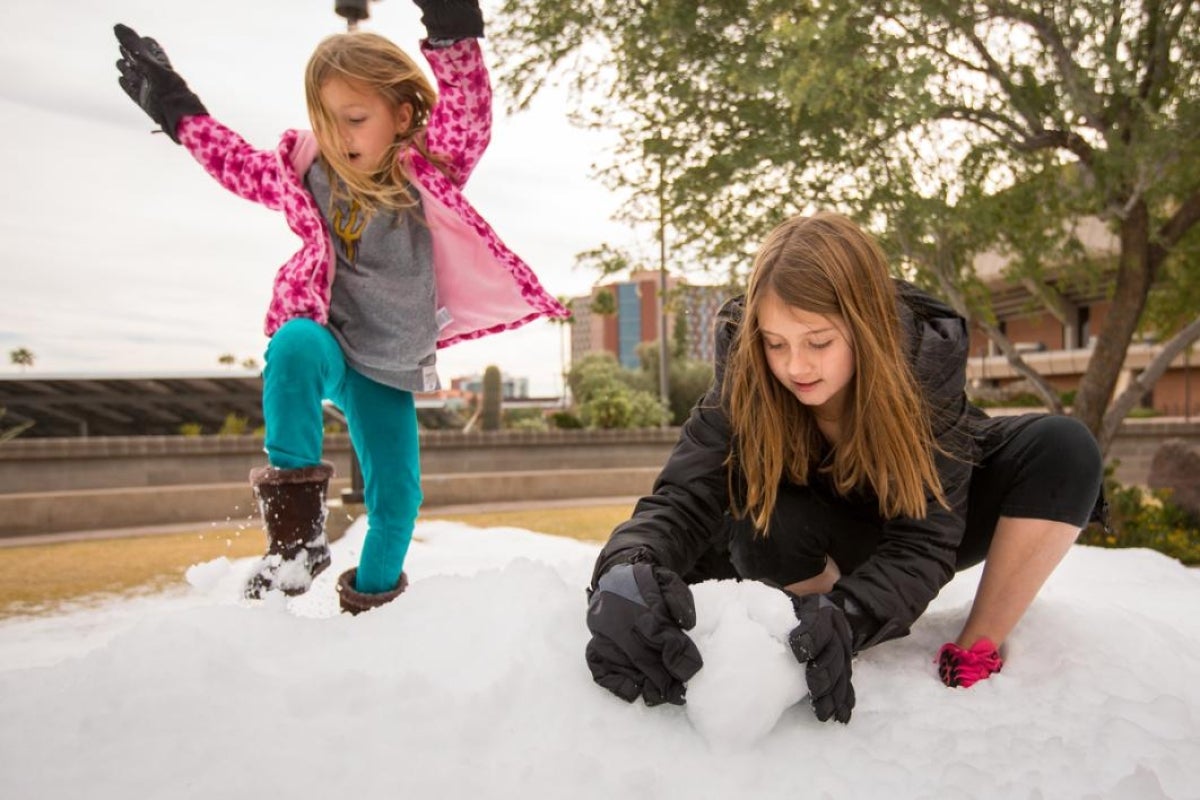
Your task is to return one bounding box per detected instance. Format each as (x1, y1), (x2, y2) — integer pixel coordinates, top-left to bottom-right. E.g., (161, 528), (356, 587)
(591, 281), (1008, 651)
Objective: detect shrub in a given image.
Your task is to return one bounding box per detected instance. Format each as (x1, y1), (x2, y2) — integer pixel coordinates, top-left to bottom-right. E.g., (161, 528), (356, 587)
(1077, 478), (1200, 566)
(581, 387), (632, 429)
(627, 389), (669, 428)
(218, 413), (250, 435)
(504, 408), (548, 431)
(550, 410), (584, 429)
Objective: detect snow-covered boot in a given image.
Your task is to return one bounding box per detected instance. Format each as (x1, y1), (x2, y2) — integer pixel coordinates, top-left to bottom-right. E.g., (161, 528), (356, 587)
(244, 463), (334, 599)
(336, 568), (408, 615)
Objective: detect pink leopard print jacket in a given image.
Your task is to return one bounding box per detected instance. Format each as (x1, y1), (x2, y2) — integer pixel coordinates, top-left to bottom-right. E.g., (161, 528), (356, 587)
(176, 39), (568, 347)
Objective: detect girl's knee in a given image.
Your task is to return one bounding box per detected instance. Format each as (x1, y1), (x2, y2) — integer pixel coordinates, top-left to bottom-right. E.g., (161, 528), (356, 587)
(267, 319), (334, 365)
(265, 319), (342, 387)
(1032, 415), (1103, 485)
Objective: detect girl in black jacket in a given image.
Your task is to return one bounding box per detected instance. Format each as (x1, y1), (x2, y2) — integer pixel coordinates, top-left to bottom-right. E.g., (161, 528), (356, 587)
(584, 212), (1104, 723)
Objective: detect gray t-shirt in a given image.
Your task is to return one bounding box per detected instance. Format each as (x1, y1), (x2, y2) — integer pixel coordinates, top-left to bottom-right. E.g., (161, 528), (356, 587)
(306, 163), (442, 393)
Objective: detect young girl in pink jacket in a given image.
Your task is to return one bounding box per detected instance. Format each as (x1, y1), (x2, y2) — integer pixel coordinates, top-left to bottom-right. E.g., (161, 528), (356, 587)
(114, 1), (568, 613)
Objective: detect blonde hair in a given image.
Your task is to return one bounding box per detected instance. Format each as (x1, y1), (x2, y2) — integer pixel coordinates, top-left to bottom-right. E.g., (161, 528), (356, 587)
(304, 32), (440, 214)
(726, 212), (946, 530)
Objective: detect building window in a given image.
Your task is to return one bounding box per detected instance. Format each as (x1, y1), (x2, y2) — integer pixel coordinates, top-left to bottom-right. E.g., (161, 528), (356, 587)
(1078, 306), (1091, 349)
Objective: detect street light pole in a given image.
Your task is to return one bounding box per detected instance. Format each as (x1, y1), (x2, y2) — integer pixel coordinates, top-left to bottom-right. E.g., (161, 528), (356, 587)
(652, 140), (670, 425)
(662, 149), (672, 419)
(335, 0), (372, 30)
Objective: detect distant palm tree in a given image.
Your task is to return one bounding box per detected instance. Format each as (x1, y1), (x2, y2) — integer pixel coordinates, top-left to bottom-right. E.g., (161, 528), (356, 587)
(9, 347), (34, 371)
(549, 296), (576, 406)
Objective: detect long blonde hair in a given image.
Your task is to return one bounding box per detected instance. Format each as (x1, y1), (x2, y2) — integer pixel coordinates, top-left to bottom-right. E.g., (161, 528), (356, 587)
(726, 212), (945, 531)
(304, 32), (439, 214)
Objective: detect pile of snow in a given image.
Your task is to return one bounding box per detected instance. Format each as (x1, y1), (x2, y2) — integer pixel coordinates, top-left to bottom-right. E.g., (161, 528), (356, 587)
(2, 519), (1199, 799)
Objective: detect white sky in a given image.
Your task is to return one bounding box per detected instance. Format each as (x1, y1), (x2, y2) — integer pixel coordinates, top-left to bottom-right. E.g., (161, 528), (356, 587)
(0, 0), (638, 395)
(1, 520), (1198, 797)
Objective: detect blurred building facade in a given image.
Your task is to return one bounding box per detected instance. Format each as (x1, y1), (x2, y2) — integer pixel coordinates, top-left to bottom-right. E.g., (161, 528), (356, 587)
(570, 270), (732, 370)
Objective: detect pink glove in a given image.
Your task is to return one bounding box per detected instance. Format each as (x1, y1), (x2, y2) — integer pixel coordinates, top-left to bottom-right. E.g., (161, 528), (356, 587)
(937, 638), (1003, 688)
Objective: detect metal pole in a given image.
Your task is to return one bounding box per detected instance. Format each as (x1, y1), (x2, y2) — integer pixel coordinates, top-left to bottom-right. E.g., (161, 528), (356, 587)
(560, 318), (568, 409)
(657, 146), (670, 425)
(335, 0), (371, 31)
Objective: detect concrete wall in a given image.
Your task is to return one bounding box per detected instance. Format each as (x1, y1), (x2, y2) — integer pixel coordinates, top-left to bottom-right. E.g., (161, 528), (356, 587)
(2, 422), (1196, 538)
(1102, 419), (1200, 487)
(0, 429), (678, 537)
(0, 429), (678, 494)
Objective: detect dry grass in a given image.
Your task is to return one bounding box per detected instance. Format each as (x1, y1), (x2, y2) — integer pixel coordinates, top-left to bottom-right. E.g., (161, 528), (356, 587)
(0, 503), (633, 620)
(420, 503), (633, 543)
(0, 525), (267, 619)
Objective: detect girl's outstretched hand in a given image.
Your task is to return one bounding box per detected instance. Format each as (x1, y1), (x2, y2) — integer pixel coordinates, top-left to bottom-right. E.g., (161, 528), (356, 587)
(113, 23), (207, 144)
(411, 0), (484, 40)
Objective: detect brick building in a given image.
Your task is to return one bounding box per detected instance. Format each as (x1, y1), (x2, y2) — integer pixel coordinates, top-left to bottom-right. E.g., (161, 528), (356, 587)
(968, 217), (1198, 417)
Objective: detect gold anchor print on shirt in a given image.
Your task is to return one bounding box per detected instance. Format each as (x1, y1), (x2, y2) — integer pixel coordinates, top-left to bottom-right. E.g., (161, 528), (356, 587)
(332, 200), (367, 263)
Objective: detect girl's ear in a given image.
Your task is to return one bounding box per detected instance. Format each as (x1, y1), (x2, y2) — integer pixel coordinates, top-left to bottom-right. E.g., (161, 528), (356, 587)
(393, 101), (414, 137)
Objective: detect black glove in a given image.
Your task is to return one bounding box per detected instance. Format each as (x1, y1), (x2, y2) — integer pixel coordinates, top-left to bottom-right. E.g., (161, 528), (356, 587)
(585, 562), (703, 706)
(412, 0), (484, 40)
(114, 23), (207, 144)
(788, 593), (855, 723)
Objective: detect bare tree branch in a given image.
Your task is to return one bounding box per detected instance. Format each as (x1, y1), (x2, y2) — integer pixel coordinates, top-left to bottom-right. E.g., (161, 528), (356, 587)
(984, 0), (1107, 129)
(1099, 314), (1200, 449)
(1149, 189), (1200, 269)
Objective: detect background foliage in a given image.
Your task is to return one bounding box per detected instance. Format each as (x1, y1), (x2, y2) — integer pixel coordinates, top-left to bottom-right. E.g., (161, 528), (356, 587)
(494, 0), (1200, 453)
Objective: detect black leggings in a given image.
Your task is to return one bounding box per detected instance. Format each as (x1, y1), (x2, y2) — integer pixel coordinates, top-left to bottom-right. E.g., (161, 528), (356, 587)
(688, 414), (1104, 587)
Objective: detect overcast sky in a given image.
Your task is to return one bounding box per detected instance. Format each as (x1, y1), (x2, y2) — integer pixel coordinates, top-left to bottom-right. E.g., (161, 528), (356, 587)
(0, 0), (640, 395)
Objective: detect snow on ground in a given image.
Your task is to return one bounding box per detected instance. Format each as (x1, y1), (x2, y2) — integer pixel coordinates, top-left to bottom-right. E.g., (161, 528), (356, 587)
(2, 519), (1199, 799)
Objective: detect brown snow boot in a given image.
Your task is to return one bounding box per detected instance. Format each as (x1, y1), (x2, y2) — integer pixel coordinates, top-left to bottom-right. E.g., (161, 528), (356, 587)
(244, 463), (335, 599)
(336, 568), (408, 615)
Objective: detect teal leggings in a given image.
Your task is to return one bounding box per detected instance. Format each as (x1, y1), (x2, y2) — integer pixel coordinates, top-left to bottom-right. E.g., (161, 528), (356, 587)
(262, 318), (421, 594)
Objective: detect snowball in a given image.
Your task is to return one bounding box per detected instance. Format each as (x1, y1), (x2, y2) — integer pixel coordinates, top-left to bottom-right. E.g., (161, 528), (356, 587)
(685, 580), (807, 751)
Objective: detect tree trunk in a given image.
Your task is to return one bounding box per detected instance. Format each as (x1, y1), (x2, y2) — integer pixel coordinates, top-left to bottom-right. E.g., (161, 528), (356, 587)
(1072, 201), (1152, 454)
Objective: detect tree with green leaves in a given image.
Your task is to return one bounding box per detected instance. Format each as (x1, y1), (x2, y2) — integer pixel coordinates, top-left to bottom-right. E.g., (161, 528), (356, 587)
(671, 311), (690, 361)
(548, 295), (577, 405)
(494, 0), (1200, 454)
(568, 352), (668, 428)
(635, 340), (715, 425)
(590, 288), (617, 317)
(9, 348), (34, 371)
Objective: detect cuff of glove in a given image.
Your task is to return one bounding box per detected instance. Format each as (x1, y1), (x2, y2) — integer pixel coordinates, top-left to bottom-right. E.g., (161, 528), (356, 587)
(425, 36), (467, 48)
(161, 96), (208, 144)
(589, 547), (657, 591)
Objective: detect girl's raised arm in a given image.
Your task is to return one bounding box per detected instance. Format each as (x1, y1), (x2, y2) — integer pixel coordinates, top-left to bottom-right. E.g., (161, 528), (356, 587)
(114, 23), (288, 212)
(415, 0), (491, 187)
